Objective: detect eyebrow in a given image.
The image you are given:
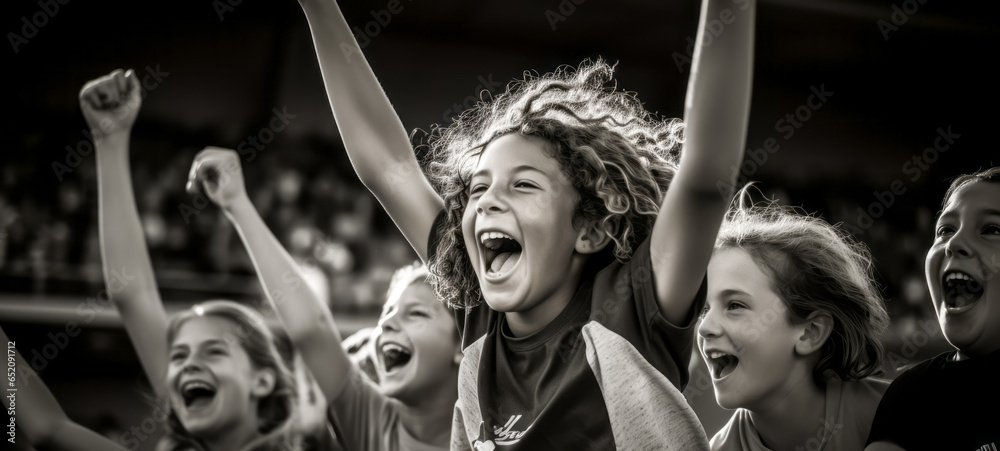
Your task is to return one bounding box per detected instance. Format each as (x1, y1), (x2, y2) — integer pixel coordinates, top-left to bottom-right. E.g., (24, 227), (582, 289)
(938, 208), (1000, 221)
(717, 288), (751, 298)
(172, 339), (228, 351)
(200, 339), (229, 348)
(470, 165), (550, 181)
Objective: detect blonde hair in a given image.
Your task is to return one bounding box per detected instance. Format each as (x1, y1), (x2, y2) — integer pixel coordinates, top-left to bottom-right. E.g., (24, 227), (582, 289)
(716, 189), (889, 381)
(161, 301), (301, 451)
(423, 59), (682, 309)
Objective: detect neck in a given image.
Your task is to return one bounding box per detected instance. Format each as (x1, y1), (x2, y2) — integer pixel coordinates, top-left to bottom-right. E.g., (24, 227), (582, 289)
(505, 256), (587, 337)
(396, 371), (459, 446)
(748, 371), (826, 451)
(202, 412), (262, 451)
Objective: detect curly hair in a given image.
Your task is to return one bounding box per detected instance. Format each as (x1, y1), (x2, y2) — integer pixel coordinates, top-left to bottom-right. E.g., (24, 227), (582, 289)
(941, 166), (1000, 209)
(714, 189), (890, 383)
(160, 301), (301, 451)
(422, 59), (683, 309)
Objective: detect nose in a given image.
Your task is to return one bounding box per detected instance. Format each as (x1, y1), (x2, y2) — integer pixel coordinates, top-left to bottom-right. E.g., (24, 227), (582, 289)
(379, 309), (401, 333)
(181, 358), (205, 374)
(944, 227), (974, 259)
(697, 305), (721, 339)
(475, 185), (508, 215)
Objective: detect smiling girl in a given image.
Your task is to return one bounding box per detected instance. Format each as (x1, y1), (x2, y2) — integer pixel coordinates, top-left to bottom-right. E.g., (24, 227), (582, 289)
(81, 70), (303, 451)
(698, 196), (890, 451)
(866, 167), (1000, 451)
(186, 146), (462, 450)
(298, 0), (756, 447)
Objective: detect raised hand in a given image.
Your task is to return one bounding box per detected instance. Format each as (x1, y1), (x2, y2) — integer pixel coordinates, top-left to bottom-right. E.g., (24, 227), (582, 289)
(78, 69), (141, 139)
(186, 147), (248, 210)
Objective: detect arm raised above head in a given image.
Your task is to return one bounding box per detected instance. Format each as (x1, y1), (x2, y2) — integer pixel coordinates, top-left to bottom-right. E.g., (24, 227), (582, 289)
(83, 69), (169, 399)
(298, 0), (443, 261)
(187, 147), (353, 402)
(651, 0), (756, 325)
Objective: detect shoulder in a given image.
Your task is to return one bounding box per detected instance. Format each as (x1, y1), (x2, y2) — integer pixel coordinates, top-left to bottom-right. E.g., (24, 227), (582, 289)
(891, 350), (953, 387)
(709, 410), (751, 451)
(843, 376), (891, 400)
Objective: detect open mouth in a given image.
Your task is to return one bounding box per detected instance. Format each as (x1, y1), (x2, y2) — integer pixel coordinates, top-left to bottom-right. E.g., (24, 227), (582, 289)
(706, 351), (739, 380)
(480, 231), (522, 277)
(380, 342), (413, 373)
(180, 380), (217, 409)
(942, 270), (984, 310)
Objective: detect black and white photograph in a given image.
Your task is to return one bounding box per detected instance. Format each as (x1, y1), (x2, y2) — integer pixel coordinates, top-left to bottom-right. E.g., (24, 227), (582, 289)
(2, 0), (998, 450)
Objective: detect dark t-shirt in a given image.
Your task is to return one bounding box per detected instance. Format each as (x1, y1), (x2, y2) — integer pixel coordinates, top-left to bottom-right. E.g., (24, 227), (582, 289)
(866, 348), (1000, 450)
(429, 211), (710, 450)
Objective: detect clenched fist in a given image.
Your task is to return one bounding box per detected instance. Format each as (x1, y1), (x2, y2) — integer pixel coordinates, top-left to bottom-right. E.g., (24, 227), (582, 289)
(186, 147), (248, 210)
(79, 69), (142, 139)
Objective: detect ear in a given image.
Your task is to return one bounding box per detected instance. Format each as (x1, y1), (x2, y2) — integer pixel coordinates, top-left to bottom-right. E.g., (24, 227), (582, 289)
(794, 311), (834, 356)
(250, 368), (277, 398)
(575, 221), (612, 255)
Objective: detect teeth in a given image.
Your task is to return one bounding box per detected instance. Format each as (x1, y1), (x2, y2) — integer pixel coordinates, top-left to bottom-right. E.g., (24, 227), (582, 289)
(479, 231), (514, 244)
(708, 351), (727, 359)
(182, 381), (213, 392)
(945, 272), (974, 282)
(382, 343), (406, 354)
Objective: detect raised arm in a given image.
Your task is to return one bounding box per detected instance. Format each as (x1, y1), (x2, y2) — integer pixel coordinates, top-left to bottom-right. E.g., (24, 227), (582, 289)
(298, 0), (442, 261)
(186, 148), (352, 401)
(2, 326), (128, 451)
(651, 0), (755, 324)
(81, 70), (169, 398)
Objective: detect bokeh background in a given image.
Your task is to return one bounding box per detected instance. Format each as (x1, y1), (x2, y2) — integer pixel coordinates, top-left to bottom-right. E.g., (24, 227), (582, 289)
(2, 0), (997, 448)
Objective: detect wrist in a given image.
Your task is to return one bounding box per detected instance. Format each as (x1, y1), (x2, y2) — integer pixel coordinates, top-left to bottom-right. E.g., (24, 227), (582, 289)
(93, 129), (130, 148)
(223, 194), (255, 219)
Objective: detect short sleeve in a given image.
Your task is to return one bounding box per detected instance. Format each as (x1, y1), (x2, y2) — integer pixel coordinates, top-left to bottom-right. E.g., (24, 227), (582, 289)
(328, 366), (395, 451)
(864, 363), (925, 446)
(592, 236), (707, 390)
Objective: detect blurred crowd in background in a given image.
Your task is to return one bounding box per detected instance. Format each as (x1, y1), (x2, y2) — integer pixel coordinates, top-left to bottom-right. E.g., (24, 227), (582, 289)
(0, 134), (418, 313)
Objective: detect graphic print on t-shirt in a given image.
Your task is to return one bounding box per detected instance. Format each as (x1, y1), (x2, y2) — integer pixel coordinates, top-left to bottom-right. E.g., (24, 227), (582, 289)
(472, 415), (531, 449)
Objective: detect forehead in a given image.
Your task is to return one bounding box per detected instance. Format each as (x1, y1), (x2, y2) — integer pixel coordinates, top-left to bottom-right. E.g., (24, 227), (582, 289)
(382, 282), (440, 315)
(708, 248), (783, 305)
(473, 134), (563, 178)
(172, 315), (238, 346)
(942, 182), (1000, 218)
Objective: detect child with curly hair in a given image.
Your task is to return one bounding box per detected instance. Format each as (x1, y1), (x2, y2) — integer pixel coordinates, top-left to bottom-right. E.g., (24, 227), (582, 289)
(698, 192), (890, 450)
(299, 0), (756, 447)
(866, 167), (1000, 451)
